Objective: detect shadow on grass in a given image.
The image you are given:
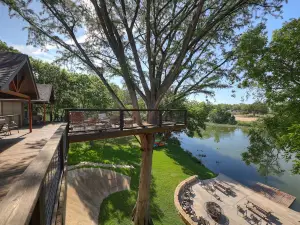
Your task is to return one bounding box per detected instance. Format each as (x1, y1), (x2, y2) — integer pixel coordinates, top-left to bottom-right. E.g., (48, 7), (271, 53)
(99, 166), (164, 225)
(69, 137), (141, 166)
(163, 142), (215, 180)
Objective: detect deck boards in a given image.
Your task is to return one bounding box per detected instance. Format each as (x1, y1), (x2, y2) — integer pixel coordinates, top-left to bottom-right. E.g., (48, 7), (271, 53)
(252, 182), (296, 208)
(0, 123), (62, 202)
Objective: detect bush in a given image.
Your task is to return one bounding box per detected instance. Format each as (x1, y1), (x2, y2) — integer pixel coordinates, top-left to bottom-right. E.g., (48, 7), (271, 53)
(208, 107), (237, 125)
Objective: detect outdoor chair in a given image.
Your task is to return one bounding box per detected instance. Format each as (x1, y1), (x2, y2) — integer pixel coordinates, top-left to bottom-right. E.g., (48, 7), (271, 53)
(250, 214), (262, 225)
(9, 120), (19, 133)
(237, 205), (247, 217)
(198, 216), (210, 225)
(69, 112), (86, 131)
(109, 115), (120, 128)
(0, 119), (11, 136)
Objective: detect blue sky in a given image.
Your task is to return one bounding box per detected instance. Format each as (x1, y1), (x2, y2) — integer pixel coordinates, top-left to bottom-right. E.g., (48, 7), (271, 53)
(0, 1), (299, 104)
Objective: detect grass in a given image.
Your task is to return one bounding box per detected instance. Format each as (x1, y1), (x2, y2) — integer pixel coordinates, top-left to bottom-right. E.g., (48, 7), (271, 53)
(68, 137), (215, 225)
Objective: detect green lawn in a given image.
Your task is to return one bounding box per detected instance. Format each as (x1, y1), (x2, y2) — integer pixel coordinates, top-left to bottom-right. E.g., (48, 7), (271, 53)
(68, 137), (215, 225)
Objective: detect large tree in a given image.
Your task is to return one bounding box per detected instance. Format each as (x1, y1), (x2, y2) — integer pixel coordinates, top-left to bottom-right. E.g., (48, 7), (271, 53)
(236, 18), (300, 175)
(1, 0), (284, 224)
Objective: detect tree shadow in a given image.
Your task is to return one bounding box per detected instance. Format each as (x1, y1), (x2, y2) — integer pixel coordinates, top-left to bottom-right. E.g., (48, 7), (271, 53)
(163, 142), (215, 179)
(69, 137), (141, 166)
(98, 165), (164, 224)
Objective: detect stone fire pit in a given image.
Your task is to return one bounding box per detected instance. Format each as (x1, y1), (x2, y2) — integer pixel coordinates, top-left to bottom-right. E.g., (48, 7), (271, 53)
(204, 201), (222, 222)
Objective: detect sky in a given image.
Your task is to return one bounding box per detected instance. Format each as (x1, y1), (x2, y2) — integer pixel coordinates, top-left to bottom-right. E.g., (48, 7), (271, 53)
(0, 1), (299, 104)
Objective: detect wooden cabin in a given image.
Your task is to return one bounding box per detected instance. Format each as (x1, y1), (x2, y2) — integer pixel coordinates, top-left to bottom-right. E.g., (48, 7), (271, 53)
(0, 52), (54, 132)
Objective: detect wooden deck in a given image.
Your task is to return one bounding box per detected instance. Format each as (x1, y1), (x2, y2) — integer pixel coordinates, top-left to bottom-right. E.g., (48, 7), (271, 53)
(0, 123), (62, 202)
(252, 182), (296, 208)
(68, 122), (186, 143)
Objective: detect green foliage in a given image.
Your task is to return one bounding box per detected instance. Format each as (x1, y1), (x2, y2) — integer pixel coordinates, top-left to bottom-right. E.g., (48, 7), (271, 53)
(236, 19), (300, 174)
(185, 101), (212, 137)
(0, 40), (20, 53)
(68, 137), (215, 225)
(208, 107), (237, 125)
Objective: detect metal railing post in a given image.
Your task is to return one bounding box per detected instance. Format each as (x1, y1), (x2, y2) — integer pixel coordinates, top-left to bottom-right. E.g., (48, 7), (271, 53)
(120, 110), (124, 130)
(159, 111), (162, 127)
(184, 110), (187, 125)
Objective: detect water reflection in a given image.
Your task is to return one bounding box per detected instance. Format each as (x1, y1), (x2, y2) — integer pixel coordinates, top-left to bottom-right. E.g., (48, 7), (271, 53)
(178, 125), (300, 212)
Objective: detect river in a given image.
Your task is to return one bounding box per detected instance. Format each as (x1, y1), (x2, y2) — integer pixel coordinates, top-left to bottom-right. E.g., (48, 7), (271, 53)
(177, 124), (300, 212)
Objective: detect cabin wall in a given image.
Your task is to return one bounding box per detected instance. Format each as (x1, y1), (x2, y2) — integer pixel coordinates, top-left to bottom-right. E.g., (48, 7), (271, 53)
(0, 101), (23, 127)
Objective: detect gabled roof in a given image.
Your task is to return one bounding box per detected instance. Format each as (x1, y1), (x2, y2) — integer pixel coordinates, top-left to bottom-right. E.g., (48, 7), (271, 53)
(0, 52), (39, 99)
(32, 84), (54, 104)
(0, 52), (27, 89)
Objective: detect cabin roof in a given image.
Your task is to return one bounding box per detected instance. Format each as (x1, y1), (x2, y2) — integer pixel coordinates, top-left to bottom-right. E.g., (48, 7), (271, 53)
(32, 84), (54, 104)
(0, 52), (39, 99)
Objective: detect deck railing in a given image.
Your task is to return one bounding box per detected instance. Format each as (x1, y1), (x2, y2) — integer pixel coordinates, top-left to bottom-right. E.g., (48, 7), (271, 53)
(0, 124), (68, 225)
(64, 108), (187, 133)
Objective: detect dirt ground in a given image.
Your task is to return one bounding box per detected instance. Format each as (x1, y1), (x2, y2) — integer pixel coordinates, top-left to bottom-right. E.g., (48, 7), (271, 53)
(234, 115), (258, 122)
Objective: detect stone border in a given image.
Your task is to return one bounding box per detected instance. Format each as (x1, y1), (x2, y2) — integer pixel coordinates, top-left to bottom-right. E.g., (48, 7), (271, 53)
(174, 175), (199, 225)
(67, 161), (134, 170)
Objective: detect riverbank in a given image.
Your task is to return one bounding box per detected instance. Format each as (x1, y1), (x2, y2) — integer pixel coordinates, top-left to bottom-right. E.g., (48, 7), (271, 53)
(68, 137), (215, 225)
(205, 121), (253, 128)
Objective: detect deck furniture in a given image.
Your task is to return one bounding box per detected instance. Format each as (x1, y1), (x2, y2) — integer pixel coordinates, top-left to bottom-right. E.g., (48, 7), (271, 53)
(124, 118), (134, 128)
(246, 199), (271, 222)
(70, 111), (86, 131)
(213, 181), (231, 195)
(198, 216), (210, 225)
(0, 119), (10, 135)
(237, 205), (247, 217)
(250, 213), (262, 225)
(109, 115), (120, 128)
(66, 109), (187, 143)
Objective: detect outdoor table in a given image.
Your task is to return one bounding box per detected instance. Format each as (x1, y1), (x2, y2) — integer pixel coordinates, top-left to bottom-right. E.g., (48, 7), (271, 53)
(247, 199), (272, 217)
(124, 118), (134, 127)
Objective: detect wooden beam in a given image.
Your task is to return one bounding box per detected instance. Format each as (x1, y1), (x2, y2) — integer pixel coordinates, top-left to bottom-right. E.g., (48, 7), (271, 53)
(68, 124), (186, 143)
(0, 90), (30, 99)
(43, 103), (46, 125)
(29, 99), (32, 133)
(11, 80), (18, 92)
(50, 104), (53, 122)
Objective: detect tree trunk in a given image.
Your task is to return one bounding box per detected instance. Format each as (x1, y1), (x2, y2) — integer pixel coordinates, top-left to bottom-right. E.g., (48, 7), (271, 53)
(133, 133), (154, 225)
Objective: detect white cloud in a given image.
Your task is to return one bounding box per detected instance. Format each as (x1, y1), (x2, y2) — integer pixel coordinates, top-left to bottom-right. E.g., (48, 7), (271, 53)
(11, 44), (56, 62)
(65, 34), (87, 45)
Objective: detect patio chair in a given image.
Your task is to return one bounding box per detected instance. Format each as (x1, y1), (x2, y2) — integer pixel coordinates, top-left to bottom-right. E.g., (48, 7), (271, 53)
(0, 119), (11, 136)
(237, 205), (247, 217)
(198, 216), (210, 225)
(69, 112), (86, 131)
(9, 120), (19, 133)
(109, 115), (120, 128)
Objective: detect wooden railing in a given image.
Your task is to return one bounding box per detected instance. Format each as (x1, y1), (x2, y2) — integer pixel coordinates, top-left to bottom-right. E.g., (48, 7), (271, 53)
(0, 124), (68, 225)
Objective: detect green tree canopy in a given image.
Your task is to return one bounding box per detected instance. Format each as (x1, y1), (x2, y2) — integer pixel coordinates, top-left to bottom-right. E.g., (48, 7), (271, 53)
(209, 107), (237, 125)
(236, 18), (300, 174)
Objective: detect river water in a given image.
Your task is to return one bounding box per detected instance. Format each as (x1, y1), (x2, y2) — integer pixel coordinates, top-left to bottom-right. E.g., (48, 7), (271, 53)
(177, 124), (300, 212)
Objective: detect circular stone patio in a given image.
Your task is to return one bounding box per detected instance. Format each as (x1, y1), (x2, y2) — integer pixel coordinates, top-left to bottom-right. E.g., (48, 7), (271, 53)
(66, 167), (131, 225)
